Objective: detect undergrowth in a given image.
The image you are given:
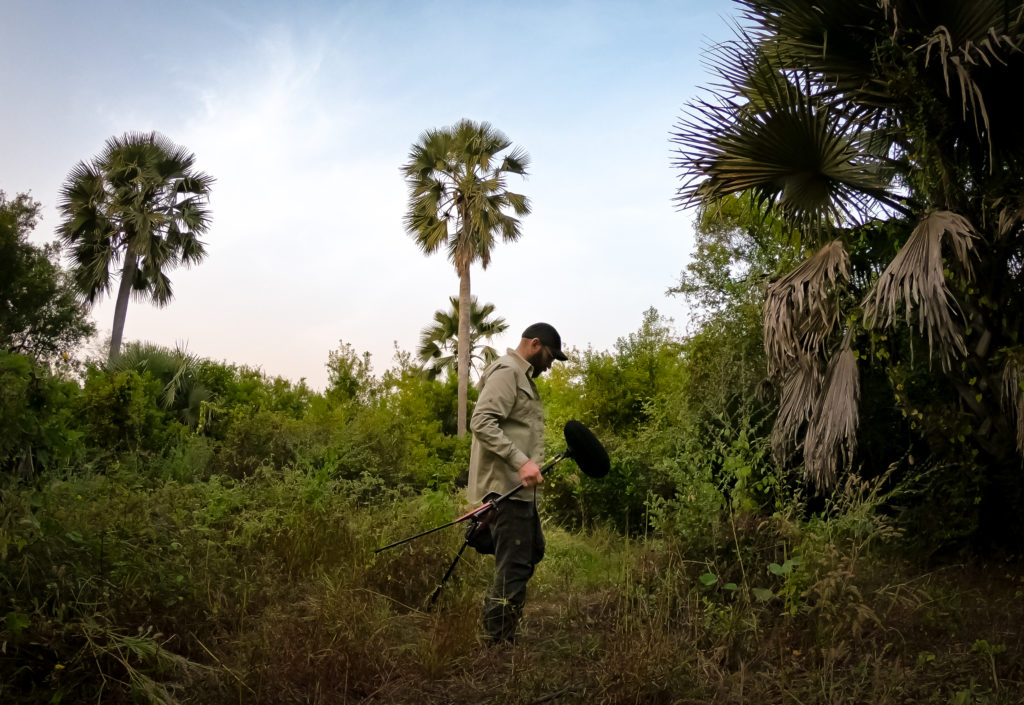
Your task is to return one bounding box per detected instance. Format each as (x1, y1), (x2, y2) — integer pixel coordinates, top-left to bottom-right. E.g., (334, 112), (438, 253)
(3, 468), (1023, 704)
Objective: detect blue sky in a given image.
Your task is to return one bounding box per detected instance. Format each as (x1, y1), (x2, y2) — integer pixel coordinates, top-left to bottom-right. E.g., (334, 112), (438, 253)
(1, 0), (735, 389)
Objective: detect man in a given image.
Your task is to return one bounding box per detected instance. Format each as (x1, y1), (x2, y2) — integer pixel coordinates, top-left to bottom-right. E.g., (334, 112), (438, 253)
(468, 322), (568, 645)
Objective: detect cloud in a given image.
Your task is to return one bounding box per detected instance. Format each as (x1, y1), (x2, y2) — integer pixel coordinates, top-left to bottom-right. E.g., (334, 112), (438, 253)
(5, 0), (725, 390)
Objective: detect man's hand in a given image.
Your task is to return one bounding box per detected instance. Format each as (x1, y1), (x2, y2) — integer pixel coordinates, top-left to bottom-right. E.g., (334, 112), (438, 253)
(518, 459), (544, 489)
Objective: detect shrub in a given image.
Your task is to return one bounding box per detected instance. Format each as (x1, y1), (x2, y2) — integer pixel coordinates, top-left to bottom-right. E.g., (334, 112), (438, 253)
(0, 351), (85, 477)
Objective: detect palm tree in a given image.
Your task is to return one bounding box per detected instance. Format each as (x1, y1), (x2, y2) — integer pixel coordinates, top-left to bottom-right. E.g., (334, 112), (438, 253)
(402, 119), (531, 436)
(418, 296), (509, 381)
(58, 131), (214, 363)
(110, 341), (212, 428)
(673, 1), (1024, 491)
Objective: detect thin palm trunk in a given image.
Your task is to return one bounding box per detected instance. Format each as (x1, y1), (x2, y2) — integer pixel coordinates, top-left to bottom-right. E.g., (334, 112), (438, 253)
(109, 253), (138, 363)
(457, 268), (471, 436)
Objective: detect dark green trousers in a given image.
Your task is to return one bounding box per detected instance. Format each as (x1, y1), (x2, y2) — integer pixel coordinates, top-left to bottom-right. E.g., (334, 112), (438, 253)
(481, 496), (545, 643)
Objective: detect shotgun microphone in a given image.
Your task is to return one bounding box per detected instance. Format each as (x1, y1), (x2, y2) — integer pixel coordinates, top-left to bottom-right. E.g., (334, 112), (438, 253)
(562, 419), (610, 478)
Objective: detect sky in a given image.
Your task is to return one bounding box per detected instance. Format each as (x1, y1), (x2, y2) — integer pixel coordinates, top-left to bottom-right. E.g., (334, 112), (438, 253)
(1, 0), (736, 390)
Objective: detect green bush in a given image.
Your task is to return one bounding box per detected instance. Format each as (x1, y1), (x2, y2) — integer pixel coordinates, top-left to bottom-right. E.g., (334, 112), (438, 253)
(0, 351), (85, 477)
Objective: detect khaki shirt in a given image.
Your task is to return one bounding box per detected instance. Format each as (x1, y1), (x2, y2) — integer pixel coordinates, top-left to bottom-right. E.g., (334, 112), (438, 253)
(468, 349), (545, 503)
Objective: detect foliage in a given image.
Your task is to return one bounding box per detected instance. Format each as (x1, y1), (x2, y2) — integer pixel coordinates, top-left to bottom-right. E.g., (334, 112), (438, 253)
(3, 461), (1023, 705)
(0, 351), (85, 477)
(325, 339), (376, 404)
(0, 191), (94, 362)
(542, 308), (687, 531)
(77, 365), (174, 457)
(110, 342), (213, 427)
(673, 0), (1024, 547)
(670, 191), (799, 320)
(58, 131), (214, 362)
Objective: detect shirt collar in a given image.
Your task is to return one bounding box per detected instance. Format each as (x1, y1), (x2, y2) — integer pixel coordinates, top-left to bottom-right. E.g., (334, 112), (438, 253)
(507, 348), (534, 378)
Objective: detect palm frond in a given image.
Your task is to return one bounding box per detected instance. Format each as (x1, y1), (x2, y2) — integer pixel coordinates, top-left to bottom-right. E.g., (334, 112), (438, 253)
(111, 342), (210, 424)
(772, 357), (823, 464)
(673, 27), (896, 235)
(764, 239), (850, 374)
(1001, 351), (1024, 457)
(916, 1), (1024, 159)
(862, 209), (978, 370)
(994, 193), (1024, 239)
(804, 338), (861, 491)
(416, 295), (507, 379)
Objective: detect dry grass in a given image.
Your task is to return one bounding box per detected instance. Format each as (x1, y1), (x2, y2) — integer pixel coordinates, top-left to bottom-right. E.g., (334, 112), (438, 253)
(5, 478), (1024, 705)
(194, 525), (1024, 705)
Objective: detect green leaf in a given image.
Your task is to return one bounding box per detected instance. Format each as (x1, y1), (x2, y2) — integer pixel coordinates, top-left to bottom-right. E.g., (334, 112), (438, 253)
(770, 557), (803, 576)
(5, 611), (31, 634)
(699, 572), (719, 586)
(752, 587), (774, 601)
(724, 582), (739, 591)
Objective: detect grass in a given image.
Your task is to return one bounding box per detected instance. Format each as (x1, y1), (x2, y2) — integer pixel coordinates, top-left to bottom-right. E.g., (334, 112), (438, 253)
(3, 469), (1024, 704)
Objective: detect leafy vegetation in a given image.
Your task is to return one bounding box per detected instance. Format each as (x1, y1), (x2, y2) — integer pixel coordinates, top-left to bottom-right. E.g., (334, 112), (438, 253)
(0, 191), (94, 362)
(4, 3), (1024, 702)
(4, 301), (1023, 703)
(673, 0), (1024, 548)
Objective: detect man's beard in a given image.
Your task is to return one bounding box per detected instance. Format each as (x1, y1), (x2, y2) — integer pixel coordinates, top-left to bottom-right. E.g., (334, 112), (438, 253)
(526, 350), (545, 377)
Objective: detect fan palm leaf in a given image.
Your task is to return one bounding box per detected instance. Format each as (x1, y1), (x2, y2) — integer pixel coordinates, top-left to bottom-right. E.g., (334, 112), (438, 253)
(1002, 351), (1024, 456)
(111, 342), (212, 427)
(674, 23), (901, 237)
(803, 337), (861, 491)
(862, 209), (978, 370)
(417, 296), (508, 381)
(772, 357), (823, 464)
(764, 239), (850, 374)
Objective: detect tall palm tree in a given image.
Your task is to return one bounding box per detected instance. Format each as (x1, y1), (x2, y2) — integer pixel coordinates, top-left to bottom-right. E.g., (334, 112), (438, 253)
(673, 0), (1024, 490)
(402, 119), (531, 436)
(58, 131), (214, 363)
(418, 295), (509, 381)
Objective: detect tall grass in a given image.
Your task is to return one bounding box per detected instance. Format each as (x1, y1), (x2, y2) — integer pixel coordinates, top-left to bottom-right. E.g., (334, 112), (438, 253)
(3, 467), (1023, 704)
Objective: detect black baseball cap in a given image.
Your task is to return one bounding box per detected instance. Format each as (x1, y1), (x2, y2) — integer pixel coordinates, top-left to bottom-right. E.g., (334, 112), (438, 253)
(522, 322), (568, 361)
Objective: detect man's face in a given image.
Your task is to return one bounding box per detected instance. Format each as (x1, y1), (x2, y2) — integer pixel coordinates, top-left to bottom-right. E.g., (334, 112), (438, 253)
(527, 340), (555, 378)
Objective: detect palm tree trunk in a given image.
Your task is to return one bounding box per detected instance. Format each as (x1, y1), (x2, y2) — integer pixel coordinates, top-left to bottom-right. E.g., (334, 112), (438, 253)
(108, 253), (138, 364)
(457, 268), (472, 437)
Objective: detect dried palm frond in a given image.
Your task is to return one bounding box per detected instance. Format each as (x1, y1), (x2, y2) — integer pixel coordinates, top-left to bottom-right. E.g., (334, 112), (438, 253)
(1001, 353), (1024, 458)
(918, 2), (1024, 154)
(862, 210), (978, 371)
(764, 240), (850, 374)
(921, 27), (993, 148)
(804, 340), (861, 492)
(993, 194), (1024, 239)
(771, 357), (824, 466)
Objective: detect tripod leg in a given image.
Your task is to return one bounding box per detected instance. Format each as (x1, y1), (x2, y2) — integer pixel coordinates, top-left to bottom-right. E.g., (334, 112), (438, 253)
(427, 540), (471, 606)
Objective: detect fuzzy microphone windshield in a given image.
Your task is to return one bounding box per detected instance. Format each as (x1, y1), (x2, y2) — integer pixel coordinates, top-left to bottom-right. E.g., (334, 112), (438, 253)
(563, 420), (610, 478)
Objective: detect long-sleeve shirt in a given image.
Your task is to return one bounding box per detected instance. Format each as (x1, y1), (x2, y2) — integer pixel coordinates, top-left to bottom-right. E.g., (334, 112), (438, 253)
(468, 349), (545, 503)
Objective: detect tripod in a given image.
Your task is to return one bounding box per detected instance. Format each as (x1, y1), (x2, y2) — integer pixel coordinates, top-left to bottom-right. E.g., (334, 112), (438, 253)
(373, 453), (566, 605)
